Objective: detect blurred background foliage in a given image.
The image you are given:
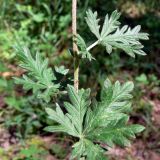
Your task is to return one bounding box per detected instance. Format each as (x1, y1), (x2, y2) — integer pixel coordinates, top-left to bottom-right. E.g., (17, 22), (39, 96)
(0, 0), (160, 159)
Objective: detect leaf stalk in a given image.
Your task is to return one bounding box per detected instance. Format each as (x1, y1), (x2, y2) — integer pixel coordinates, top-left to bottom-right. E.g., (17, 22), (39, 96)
(87, 40), (99, 51)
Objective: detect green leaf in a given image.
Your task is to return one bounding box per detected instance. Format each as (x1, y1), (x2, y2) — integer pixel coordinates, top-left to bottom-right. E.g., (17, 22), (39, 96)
(45, 85), (91, 137)
(101, 10), (121, 39)
(71, 140), (86, 159)
(45, 80), (145, 159)
(88, 116), (145, 147)
(101, 25), (149, 57)
(100, 79), (134, 109)
(76, 34), (95, 61)
(128, 124), (145, 133)
(83, 79), (145, 149)
(55, 65), (69, 75)
(89, 80), (133, 128)
(65, 85), (91, 134)
(45, 105), (78, 137)
(14, 45), (60, 102)
(85, 10), (149, 57)
(44, 126), (68, 133)
(84, 139), (106, 160)
(136, 73), (149, 85)
(71, 139), (107, 160)
(85, 9), (100, 39)
(32, 13), (45, 23)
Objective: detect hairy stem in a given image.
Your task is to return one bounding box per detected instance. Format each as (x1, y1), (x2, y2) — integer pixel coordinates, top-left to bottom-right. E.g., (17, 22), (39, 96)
(72, 0), (79, 92)
(87, 40), (99, 51)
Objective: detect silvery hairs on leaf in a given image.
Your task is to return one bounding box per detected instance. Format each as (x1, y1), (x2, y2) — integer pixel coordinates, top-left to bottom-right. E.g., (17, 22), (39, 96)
(14, 45), (66, 103)
(45, 80), (145, 159)
(80, 9), (149, 58)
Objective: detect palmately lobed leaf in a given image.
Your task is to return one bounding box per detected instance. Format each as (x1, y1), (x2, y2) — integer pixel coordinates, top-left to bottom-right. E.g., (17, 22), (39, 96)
(83, 79), (145, 152)
(45, 79), (145, 159)
(85, 9), (149, 58)
(71, 140), (86, 159)
(77, 10), (148, 62)
(84, 139), (106, 160)
(83, 79), (134, 134)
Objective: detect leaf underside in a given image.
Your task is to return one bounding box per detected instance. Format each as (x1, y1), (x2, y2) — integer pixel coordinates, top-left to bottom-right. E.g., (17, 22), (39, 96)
(77, 9), (149, 61)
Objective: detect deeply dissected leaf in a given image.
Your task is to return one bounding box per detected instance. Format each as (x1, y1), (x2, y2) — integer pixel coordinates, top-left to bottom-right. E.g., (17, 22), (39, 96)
(77, 10), (148, 62)
(45, 85), (91, 137)
(85, 9), (149, 57)
(88, 116), (145, 147)
(65, 85), (91, 134)
(14, 45), (63, 102)
(46, 80), (145, 159)
(101, 25), (149, 57)
(84, 79), (134, 132)
(44, 104), (79, 137)
(84, 79), (145, 148)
